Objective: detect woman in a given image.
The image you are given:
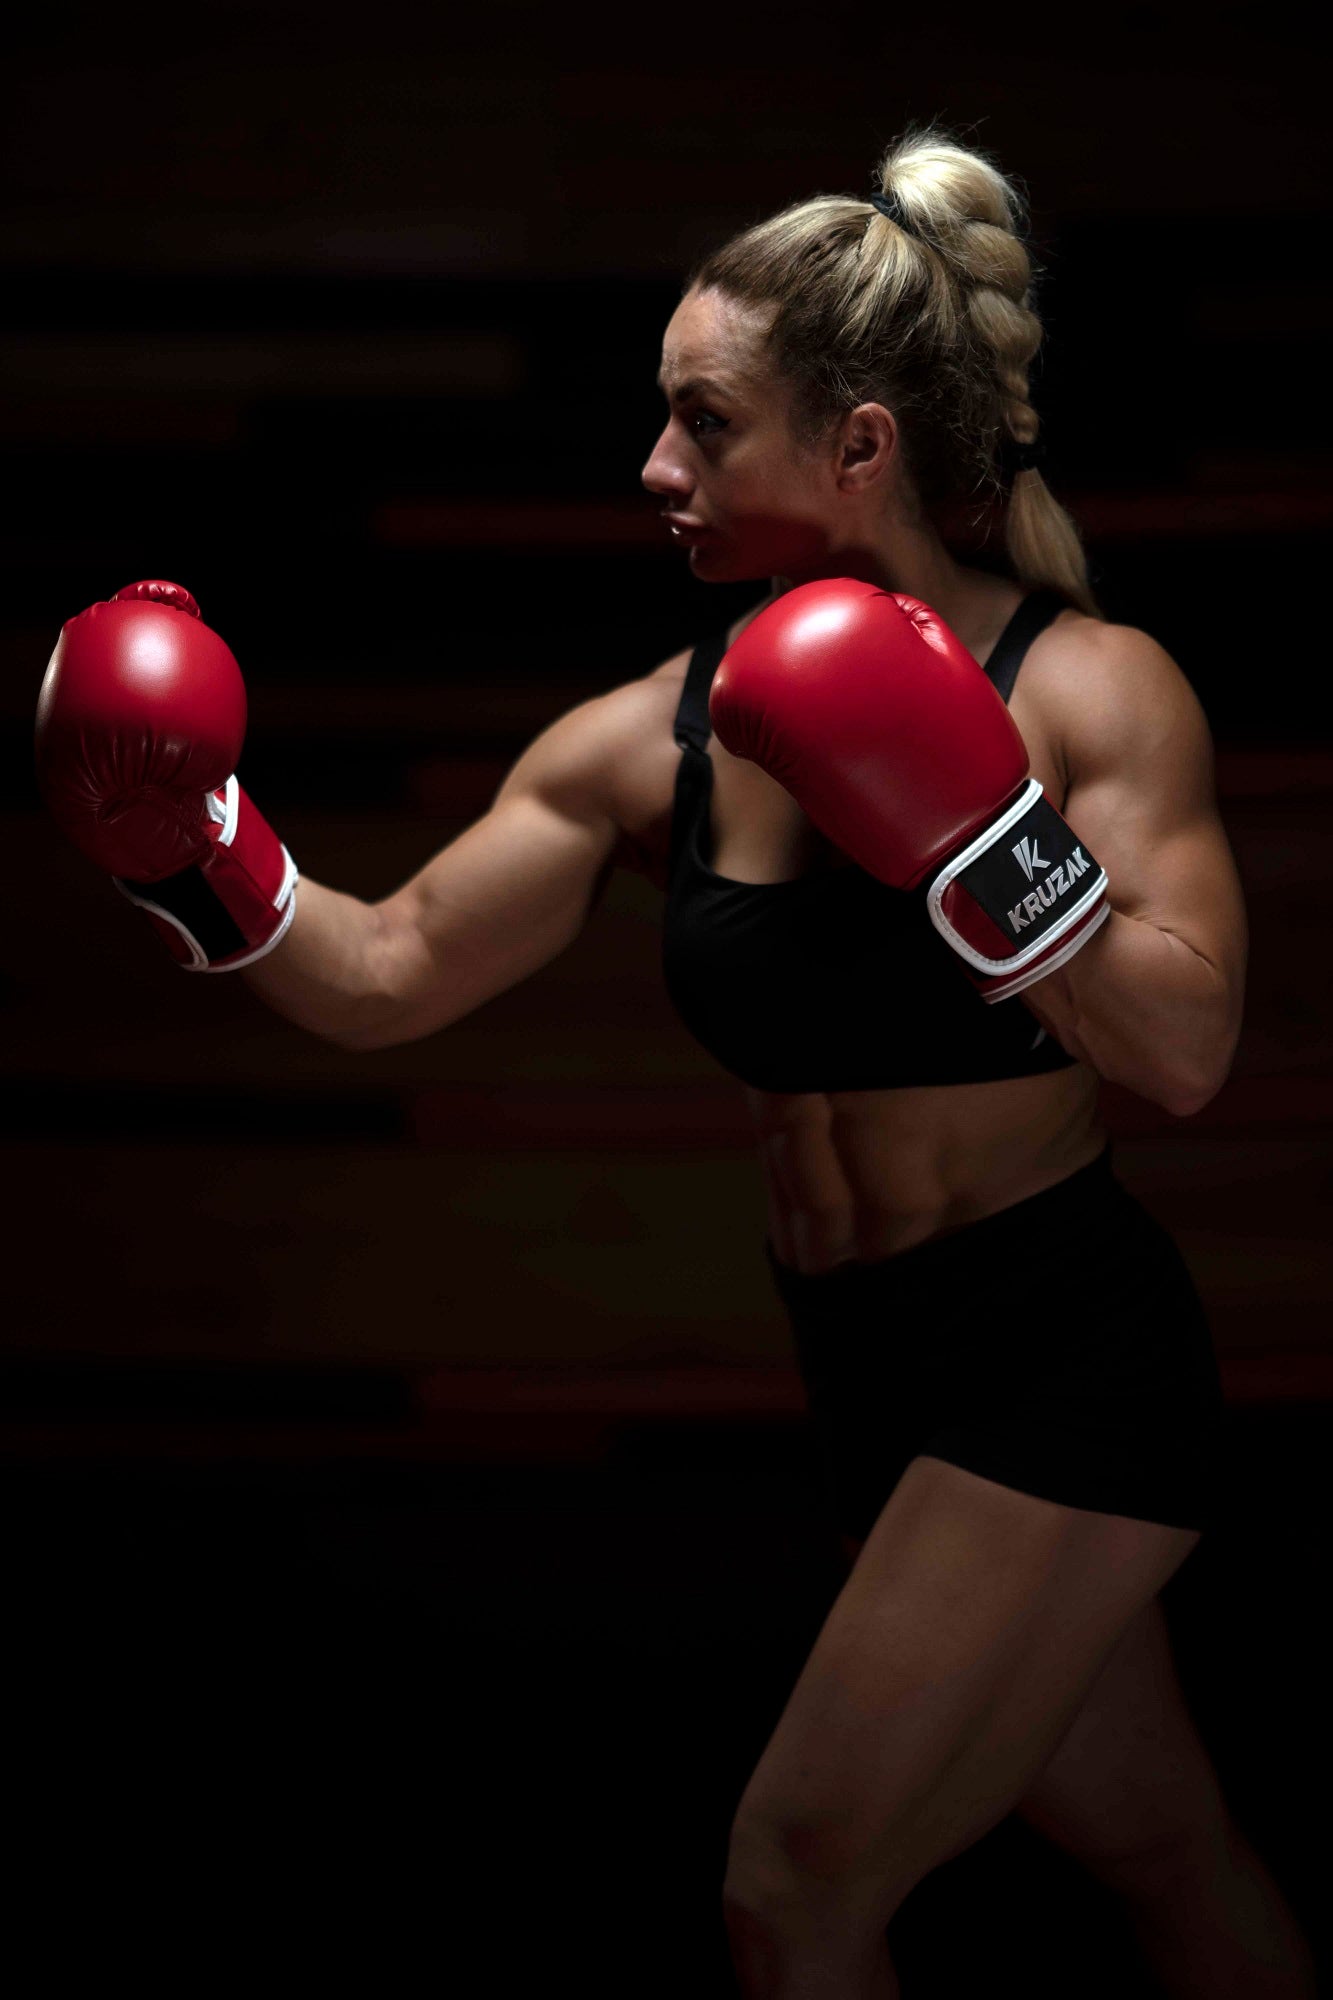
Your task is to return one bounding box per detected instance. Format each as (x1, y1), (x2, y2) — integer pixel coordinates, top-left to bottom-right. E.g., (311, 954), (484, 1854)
(36, 129), (1315, 1996)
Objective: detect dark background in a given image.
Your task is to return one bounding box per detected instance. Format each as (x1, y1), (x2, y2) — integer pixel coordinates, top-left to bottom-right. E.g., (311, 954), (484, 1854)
(6, 5), (1330, 1989)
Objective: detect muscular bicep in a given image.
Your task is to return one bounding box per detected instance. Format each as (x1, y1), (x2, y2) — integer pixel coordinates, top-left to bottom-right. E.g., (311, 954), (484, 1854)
(1057, 630), (1247, 990)
(366, 693), (631, 1044)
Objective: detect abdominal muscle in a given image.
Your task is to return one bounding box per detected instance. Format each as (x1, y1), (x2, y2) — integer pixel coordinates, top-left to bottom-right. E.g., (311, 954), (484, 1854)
(747, 1066), (1106, 1275)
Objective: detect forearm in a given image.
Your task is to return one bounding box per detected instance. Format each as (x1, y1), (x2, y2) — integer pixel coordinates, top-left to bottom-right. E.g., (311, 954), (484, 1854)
(241, 874), (405, 1048)
(1019, 908), (1238, 1115)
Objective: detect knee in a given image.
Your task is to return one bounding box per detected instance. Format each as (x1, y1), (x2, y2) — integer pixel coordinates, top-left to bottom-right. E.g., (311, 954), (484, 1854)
(721, 1839), (835, 1996)
(722, 1820), (901, 1996)
(722, 1804), (895, 1947)
(722, 1818), (800, 1949)
(721, 1873), (792, 1994)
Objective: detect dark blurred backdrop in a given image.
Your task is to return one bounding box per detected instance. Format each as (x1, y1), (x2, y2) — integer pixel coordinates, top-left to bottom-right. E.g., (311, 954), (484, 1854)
(6, 5), (1330, 1990)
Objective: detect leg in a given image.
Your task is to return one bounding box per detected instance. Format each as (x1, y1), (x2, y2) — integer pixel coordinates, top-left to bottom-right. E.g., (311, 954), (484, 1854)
(1013, 1593), (1319, 1997)
(724, 1454), (1201, 1998)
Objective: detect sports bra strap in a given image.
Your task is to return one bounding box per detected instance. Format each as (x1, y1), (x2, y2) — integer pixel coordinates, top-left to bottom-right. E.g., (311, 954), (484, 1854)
(672, 589), (1068, 753)
(673, 626), (731, 754)
(983, 589), (1066, 703)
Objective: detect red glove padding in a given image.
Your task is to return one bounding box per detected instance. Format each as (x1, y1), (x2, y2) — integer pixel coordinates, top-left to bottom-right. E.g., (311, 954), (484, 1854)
(34, 580), (297, 971)
(708, 578), (1109, 1004)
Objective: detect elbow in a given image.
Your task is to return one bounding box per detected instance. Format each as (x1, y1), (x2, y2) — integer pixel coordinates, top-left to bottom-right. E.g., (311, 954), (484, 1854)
(1155, 983), (1241, 1120)
(320, 905), (420, 1053)
(1160, 1080), (1220, 1120)
(321, 982), (439, 1055)
(1157, 1055), (1234, 1120)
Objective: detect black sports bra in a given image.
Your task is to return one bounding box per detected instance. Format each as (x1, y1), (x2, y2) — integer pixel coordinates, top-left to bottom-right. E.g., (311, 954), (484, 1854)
(661, 590), (1081, 1093)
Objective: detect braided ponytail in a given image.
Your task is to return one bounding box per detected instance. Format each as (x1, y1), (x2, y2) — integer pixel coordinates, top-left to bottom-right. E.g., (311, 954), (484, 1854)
(688, 124), (1100, 617)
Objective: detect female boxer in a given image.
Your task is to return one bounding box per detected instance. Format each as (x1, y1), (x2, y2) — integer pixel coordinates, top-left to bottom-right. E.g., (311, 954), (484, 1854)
(37, 128), (1315, 1996)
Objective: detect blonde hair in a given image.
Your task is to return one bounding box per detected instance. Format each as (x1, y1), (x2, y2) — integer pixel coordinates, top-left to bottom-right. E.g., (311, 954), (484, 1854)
(686, 125), (1100, 617)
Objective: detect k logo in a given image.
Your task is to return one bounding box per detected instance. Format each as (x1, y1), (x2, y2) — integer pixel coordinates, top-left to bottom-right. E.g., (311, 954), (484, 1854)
(1011, 834), (1049, 882)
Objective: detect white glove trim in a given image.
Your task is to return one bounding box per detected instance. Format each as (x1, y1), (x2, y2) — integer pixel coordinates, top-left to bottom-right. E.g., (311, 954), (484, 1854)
(925, 778), (1109, 976)
(114, 853), (298, 973)
(192, 880), (298, 972)
(978, 896), (1112, 1003)
(114, 876), (208, 968)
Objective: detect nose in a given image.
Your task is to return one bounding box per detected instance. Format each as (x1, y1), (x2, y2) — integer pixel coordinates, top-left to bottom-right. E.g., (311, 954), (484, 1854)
(641, 421), (691, 501)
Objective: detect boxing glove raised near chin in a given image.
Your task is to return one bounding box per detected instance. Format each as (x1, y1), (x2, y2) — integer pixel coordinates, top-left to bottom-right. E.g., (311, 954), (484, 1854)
(708, 577), (1109, 1004)
(35, 580), (298, 971)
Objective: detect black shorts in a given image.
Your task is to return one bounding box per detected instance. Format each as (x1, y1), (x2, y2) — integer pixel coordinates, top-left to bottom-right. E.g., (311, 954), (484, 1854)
(765, 1145), (1230, 1540)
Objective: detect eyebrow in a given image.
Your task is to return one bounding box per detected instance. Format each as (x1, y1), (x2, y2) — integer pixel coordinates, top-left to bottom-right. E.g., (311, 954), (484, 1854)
(656, 373), (735, 402)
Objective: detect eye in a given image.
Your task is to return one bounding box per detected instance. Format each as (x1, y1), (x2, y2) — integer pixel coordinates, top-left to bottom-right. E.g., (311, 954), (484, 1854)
(690, 409), (728, 437)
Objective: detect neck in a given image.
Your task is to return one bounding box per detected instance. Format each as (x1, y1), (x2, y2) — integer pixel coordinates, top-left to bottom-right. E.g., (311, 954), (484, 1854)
(771, 513), (1018, 660)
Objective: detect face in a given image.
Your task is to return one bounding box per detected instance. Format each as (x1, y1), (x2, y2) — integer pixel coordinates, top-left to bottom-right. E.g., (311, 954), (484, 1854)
(641, 287), (850, 585)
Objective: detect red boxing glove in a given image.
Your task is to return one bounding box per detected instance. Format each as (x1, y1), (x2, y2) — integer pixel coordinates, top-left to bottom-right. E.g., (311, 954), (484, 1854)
(708, 578), (1109, 1004)
(34, 580), (297, 971)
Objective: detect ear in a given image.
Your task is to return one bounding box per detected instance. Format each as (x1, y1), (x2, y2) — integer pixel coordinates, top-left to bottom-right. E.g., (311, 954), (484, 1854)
(835, 401), (898, 493)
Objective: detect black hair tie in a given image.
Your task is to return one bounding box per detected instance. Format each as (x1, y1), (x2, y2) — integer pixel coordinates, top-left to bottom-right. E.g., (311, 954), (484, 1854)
(869, 190), (912, 231)
(1001, 433), (1046, 482)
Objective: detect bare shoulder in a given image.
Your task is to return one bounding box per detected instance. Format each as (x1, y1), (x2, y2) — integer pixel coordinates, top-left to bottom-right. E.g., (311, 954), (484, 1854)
(498, 593), (776, 888)
(587, 600), (775, 875)
(1017, 608), (1214, 794)
(497, 664), (679, 821)
(494, 634), (695, 890)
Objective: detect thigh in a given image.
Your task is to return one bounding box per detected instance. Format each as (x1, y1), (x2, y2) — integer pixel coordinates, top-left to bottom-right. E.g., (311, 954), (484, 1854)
(730, 1453), (1200, 1924)
(1012, 1591), (1232, 1894)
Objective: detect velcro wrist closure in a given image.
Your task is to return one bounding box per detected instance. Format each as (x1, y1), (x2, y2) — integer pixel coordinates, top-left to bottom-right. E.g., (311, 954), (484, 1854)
(114, 775), (297, 971)
(115, 867), (297, 970)
(926, 778), (1108, 978)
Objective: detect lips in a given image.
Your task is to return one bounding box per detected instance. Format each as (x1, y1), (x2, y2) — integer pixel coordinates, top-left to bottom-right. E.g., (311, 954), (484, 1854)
(663, 514), (710, 540)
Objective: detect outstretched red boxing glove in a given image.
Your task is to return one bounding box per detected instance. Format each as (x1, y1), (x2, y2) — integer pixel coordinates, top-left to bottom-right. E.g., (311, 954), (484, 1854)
(708, 577), (1109, 1004)
(35, 580), (297, 971)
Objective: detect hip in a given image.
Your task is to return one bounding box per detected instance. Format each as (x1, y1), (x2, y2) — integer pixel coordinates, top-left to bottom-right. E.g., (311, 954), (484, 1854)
(763, 1141), (1229, 1536)
(765, 1141), (1222, 1414)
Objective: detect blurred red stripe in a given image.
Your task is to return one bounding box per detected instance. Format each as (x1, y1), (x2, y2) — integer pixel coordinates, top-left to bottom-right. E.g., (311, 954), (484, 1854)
(1219, 1350), (1333, 1404)
(1072, 491), (1333, 537)
(375, 500), (668, 548)
(1213, 747), (1333, 796)
(374, 491), (1333, 552)
(402, 749), (1333, 817)
(408, 1082), (753, 1149)
(404, 1075), (1332, 1152)
(0, 1353), (1323, 1470)
(415, 1362), (806, 1417)
(1099, 1073), (1333, 1138)
(414, 1351), (1333, 1418)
